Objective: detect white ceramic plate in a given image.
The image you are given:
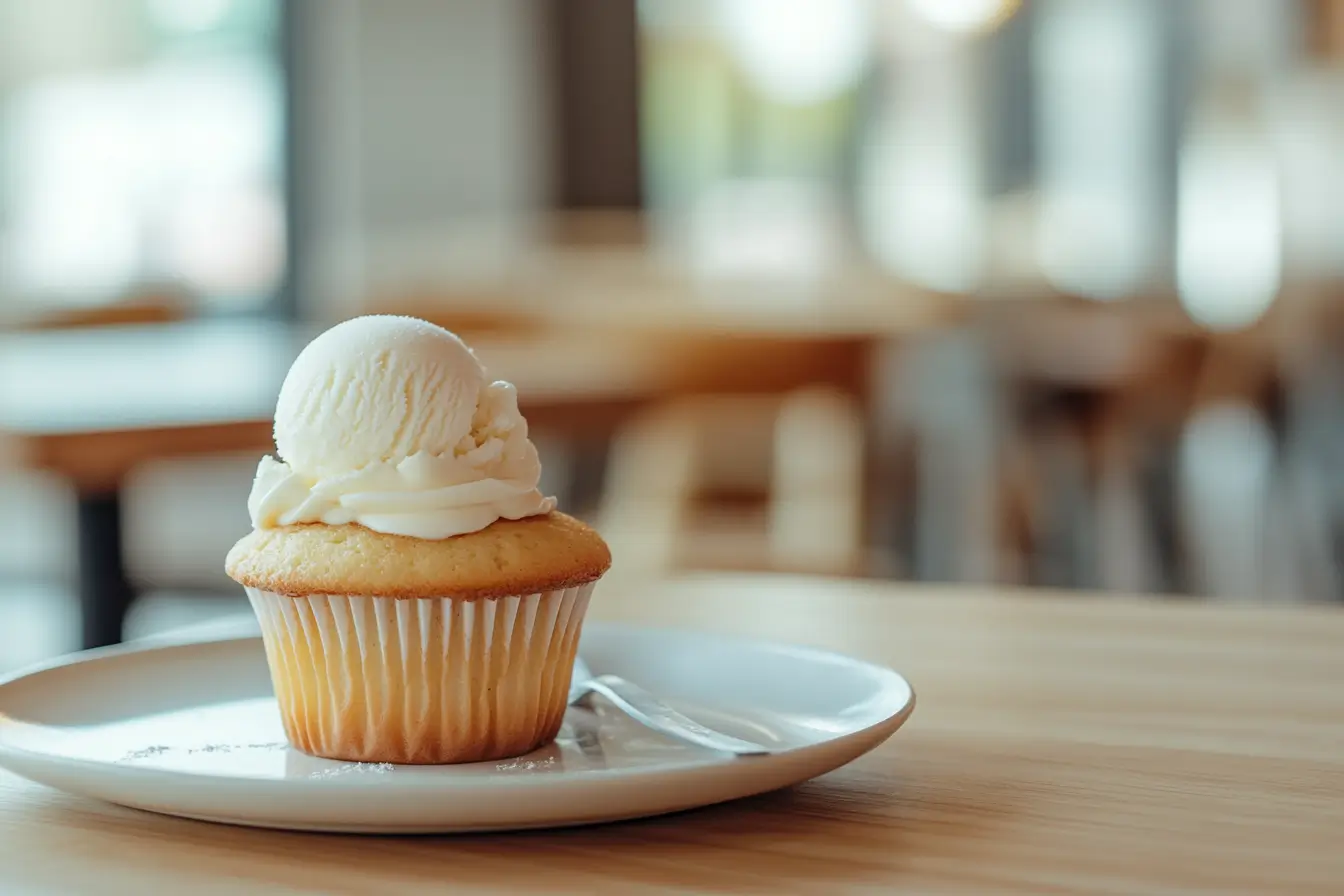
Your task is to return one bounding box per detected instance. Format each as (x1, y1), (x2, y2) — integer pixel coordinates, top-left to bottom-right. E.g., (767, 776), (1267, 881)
(0, 621), (914, 833)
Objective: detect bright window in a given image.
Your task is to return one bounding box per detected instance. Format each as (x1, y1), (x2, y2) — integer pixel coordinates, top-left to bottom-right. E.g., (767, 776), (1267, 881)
(0, 0), (285, 312)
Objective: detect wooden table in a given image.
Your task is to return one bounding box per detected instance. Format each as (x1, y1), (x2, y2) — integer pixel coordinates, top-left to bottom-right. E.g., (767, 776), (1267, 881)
(3, 574), (1342, 893)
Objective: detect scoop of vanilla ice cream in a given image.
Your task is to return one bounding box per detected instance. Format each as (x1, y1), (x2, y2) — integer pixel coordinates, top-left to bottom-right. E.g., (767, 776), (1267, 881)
(274, 316), (485, 477)
(250, 314), (556, 539)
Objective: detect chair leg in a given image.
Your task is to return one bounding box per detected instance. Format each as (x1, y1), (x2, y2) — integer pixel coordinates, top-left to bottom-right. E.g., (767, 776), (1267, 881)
(769, 388), (865, 576)
(595, 403), (699, 576)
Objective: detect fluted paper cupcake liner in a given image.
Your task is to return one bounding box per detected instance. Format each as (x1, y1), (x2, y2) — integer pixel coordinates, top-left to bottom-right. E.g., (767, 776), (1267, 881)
(246, 585), (593, 764)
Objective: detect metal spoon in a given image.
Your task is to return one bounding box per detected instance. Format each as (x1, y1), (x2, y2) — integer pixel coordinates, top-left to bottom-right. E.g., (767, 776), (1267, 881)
(567, 657), (772, 756)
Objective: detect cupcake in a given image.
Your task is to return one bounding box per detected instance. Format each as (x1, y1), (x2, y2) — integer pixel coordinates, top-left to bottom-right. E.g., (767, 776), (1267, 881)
(226, 315), (610, 764)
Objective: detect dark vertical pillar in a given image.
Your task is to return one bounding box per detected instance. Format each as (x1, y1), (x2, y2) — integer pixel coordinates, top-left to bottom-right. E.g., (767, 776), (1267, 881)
(76, 492), (135, 650)
(544, 0), (643, 209)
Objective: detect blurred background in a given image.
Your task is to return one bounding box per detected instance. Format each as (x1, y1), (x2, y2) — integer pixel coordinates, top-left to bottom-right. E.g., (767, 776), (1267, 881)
(1, 0), (1342, 670)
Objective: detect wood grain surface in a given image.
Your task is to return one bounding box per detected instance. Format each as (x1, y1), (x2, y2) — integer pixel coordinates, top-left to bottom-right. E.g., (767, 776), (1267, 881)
(3, 573), (1343, 894)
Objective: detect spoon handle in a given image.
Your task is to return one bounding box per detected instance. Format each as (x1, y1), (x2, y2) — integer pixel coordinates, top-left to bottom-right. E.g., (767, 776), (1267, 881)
(579, 674), (773, 756)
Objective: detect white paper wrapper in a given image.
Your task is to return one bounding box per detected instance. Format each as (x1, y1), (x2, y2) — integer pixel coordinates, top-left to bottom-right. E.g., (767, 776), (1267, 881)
(246, 584), (593, 764)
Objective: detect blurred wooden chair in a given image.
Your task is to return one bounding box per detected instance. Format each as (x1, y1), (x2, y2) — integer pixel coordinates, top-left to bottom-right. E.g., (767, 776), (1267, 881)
(1267, 291), (1344, 601)
(596, 388), (867, 578)
(1167, 327), (1282, 601)
(962, 301), (1203, 593)
(980, 294), (1337, 602)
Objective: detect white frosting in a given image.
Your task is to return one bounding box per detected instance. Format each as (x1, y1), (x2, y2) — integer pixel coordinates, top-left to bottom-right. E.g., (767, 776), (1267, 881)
(249, 362), (555, 539)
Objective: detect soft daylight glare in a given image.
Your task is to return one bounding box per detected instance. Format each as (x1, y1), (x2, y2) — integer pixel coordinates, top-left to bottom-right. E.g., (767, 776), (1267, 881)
(1177, 134), (1282, 330)
(147, 0), (232, 33)
(717, 0), (870, 104)
(1034, 0), (1162, 300)
(903, 0), (1020, 34)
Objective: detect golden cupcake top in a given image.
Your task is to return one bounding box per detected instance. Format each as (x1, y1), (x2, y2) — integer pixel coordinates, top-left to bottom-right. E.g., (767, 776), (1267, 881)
(227, 512), (611, 600)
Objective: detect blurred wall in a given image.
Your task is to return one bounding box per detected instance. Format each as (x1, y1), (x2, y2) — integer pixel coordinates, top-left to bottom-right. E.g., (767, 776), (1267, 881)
(293, 0), (549, 319)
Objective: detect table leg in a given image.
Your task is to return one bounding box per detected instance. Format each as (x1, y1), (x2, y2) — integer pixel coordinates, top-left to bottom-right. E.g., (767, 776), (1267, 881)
(76, 491), (135, 650)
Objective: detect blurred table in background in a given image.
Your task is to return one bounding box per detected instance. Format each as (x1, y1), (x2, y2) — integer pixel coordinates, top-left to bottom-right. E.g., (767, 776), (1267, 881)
(3, 573), (1343, 892)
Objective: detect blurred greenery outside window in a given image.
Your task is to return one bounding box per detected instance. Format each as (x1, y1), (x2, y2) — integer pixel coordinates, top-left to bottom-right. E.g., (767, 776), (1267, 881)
(635, 0), (1017, 287)
(0, 0), (285, 315)
(638, 0), (1344, 330)
(637, 0), (865, 281)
